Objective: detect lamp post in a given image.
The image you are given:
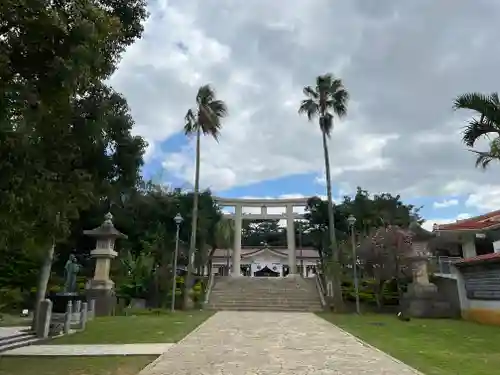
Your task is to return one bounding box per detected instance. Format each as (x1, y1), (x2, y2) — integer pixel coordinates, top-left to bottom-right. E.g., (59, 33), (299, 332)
(170, 213), (183, 312)
(347, 214), (360, 314)
(298, 222), (304, 277)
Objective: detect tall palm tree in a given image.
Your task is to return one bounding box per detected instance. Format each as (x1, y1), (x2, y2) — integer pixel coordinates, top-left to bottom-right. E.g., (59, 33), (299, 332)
(453, 92), (500, 168)
(183, 84), (228, 309)
(298, 73), (349, 311)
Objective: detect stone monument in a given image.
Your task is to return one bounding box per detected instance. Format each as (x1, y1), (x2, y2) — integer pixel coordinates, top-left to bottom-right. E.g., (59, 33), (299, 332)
(48, 254), (85, 335)
(400, 220), (452, 318)
(64, 254), (80, 293)
(50, 254), (85, 314)
(84, 212), (127, 316)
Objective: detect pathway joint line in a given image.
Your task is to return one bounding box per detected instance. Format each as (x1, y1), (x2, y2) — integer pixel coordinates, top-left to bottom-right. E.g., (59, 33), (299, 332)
(0, 343), (174, 356)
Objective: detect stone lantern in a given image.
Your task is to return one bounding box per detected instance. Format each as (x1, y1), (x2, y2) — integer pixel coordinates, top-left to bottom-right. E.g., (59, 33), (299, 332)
(407, 220), (435, 287)
(401, 220), (451, 318)
(84, 212), (127, 316)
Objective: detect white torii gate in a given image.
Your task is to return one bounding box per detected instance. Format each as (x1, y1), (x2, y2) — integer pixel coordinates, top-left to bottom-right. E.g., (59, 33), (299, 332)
(214, 196), (309, 277)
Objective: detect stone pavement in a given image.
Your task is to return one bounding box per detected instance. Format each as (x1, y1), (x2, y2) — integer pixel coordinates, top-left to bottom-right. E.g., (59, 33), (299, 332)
(0, 344), (175, 357)
(140, 311), (421, 375)
(1, 343), (173, 356)
(0, 327), (30, 339)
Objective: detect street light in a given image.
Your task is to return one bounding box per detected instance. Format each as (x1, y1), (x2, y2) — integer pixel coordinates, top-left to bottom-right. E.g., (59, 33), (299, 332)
(298, 222), (304, 277)
(347, 214), (361, 314)
(170, 213), (183, 312)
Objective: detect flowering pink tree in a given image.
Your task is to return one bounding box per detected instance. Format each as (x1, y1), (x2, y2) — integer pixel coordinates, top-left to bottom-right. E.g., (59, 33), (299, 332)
(357, 225), (414, 308)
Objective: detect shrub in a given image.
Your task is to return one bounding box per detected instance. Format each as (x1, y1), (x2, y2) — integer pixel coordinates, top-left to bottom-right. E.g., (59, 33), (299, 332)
(341, 280), (401, 307)
(0, 288), (26, 311)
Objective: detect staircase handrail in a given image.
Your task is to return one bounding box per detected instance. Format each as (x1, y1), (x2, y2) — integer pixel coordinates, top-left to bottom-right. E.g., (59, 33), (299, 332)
(203, 270), (215, 306)
(314, 274), (327, 308)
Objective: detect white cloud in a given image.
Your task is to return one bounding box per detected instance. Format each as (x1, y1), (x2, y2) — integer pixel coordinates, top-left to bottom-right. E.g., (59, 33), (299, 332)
(110, 0), (500, 197)
(465, 185), (500, 211)
(421, 213), (471, 231)
(433, 199), (459, 209)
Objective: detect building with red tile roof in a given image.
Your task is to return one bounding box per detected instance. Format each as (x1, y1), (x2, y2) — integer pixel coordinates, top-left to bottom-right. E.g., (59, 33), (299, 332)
(433, 210), (500, 261)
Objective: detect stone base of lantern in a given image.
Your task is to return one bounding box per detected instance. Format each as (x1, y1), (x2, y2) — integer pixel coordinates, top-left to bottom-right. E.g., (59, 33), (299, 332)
(86, 280), (116, 317)
(401, 282), (452, 318)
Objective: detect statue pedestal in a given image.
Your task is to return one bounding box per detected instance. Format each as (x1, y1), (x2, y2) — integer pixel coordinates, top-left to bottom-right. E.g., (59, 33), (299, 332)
(401, 282), (451, 318)
(49, 292), (86, 314)
(86, 280), (116, 317)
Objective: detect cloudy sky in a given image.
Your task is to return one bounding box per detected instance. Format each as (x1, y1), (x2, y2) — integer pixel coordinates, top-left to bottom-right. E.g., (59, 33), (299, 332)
(109, 0), (500, 230)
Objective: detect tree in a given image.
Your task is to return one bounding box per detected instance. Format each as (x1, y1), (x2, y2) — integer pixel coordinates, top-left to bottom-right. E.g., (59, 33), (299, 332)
(299, 74), (349, 311)
(242, 220), (286, 247)
(209, 218), (234, 275)
(357, 225), (414, 308)
(183, 85), (228, 308)
(304, 188), (421, 287)
(453, 92), (500, 168)
(0, 0), (147, 326)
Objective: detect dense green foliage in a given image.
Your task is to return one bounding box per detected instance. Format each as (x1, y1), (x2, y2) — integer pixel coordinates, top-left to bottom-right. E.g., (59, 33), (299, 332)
(0, 0), (149, 314)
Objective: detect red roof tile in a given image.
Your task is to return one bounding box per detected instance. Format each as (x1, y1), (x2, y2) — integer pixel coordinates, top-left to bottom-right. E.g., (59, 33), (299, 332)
(435, 210), (500, 231)
(455, 252), (500, 265)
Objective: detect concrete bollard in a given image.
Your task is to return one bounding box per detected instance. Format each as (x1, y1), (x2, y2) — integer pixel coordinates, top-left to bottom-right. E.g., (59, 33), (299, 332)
(64, 300), (73, 334)
(35, 299), (53, 339)
(88, 299), (95, 321)
(74, 300), (82, 314)
(80, 302), (88, 330)
(327, 281), (333, 297)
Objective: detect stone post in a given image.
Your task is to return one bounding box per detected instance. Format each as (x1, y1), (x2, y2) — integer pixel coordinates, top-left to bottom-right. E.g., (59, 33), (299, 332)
(231, 204), (242, 277)
(80, 302), (88, 330)
(84, 212), (127, 316)
(64, 300), (72, 334)
(35, 299), (53, 339)
(326, 281), (333, 297)
(286, 204), (296, 275)
(74, 300), (82, 315)
(88, 299), (96, 321)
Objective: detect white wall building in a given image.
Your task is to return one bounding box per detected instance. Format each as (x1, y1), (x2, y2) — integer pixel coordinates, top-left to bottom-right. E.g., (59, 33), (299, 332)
(211, 246), (320, 278)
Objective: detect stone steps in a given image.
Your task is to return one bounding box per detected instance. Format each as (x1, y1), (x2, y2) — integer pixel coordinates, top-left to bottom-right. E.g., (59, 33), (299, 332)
(210, 289), (317, 295)
(207, 304), (322, 312)
(210, 296), (321, 303)
(208, 277), (323, 312)
(0, 331), (41, 354)
(210, 296), (320, 302)
(207, 299), (322, 310)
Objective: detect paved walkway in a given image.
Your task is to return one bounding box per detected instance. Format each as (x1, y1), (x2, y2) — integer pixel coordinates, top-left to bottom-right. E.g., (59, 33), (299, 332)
(0, 327), (30, 339)
(140, 311), (421, 375)
(1, 343), (174, 356)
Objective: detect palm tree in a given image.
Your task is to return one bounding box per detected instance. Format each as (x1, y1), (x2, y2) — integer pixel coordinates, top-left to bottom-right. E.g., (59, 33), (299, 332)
(453, 92), (500, 168)
(183, 84), (228, 309)
(298, 73), (349, 311)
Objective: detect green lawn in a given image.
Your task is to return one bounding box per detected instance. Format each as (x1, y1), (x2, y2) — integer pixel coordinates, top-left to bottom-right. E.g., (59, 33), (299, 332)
(0, 356), (156, 375)
(318, 313), (500, 375)
(0, 314), (31, 327)
(50, 311), (214, 344)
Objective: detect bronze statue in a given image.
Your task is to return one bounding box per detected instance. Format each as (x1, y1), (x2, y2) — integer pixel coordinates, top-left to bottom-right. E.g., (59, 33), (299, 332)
(63, 254), (80, 293)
